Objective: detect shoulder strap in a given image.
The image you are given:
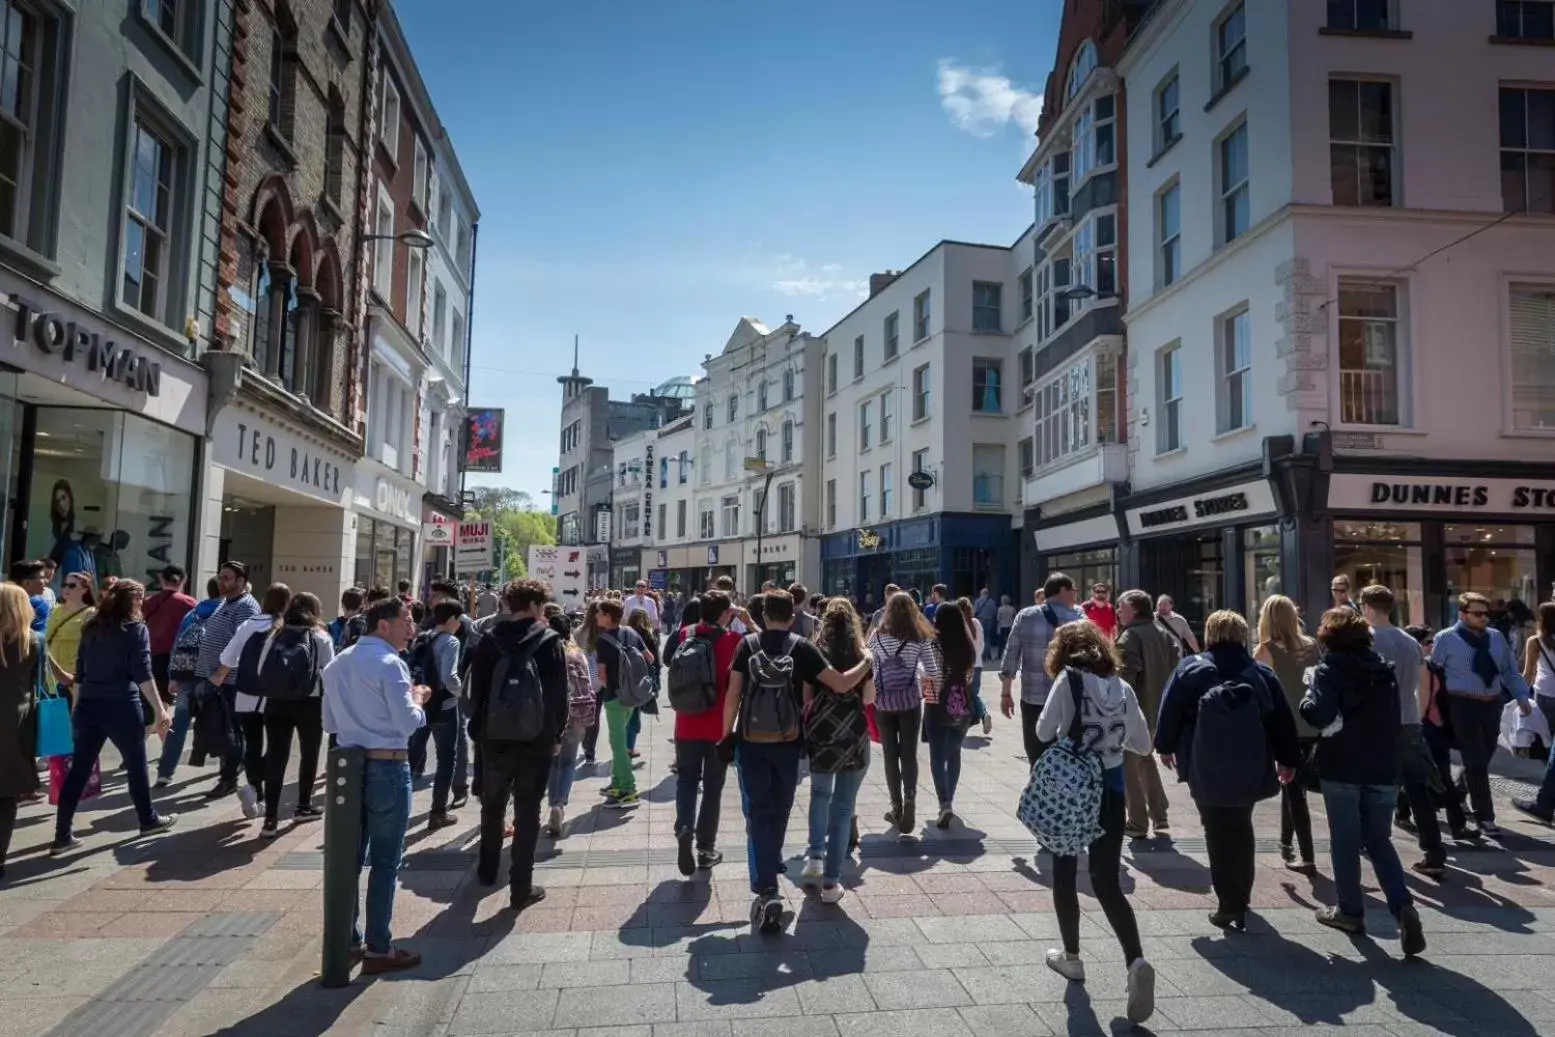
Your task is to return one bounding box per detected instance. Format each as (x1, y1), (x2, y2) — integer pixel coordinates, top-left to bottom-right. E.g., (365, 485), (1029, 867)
(1539, 639), (1555, 675)
(1065, 668), (1086, 743)
(1041, 604), (1059, 629)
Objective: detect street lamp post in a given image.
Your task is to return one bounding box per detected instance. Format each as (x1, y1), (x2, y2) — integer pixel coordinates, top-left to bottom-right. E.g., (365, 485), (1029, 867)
(744, 456), (774, 589)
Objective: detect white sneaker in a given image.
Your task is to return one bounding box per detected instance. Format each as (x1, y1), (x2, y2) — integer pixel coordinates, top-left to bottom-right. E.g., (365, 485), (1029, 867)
(237, 784), (261, 819)
(820, 883), (845, 904)
(153, 777), (171, 789)
(798, 856), (824, 888)
(1045, 949), (1085, 982)
(545, 806), (565, 838)
(1126, 958), (1156, 1024)
(982, 714), (993, 736)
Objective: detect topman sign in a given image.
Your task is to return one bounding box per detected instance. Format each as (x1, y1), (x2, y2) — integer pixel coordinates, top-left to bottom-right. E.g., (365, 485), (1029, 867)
(11, 296), (163, 396)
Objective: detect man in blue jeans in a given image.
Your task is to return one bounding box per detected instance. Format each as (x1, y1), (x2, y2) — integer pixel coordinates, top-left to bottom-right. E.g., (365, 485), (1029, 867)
(722, 590), (870, 934)
(323, 597), (431, 975)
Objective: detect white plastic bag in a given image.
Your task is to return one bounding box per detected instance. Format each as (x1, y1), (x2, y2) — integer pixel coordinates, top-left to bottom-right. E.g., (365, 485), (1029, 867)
(1499, 700), (1551, 753)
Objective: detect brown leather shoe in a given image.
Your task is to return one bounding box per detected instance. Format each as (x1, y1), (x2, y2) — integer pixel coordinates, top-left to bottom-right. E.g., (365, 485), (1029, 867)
(360, 947), (421, 975)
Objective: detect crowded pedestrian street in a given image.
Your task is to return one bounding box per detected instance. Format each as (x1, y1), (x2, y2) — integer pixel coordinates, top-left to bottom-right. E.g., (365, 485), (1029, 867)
(0, 671), (1552, 1037)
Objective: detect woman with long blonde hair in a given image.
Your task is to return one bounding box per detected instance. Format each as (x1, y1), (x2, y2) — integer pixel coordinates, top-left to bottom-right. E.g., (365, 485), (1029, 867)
(1254, 594), (1321, 871)
(52, 580), (176, 855)
(0, 584), (41, 874)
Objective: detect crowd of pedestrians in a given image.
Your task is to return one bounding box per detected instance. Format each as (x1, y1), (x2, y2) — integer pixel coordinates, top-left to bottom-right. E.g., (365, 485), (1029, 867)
(8, 551), (1554, 1018)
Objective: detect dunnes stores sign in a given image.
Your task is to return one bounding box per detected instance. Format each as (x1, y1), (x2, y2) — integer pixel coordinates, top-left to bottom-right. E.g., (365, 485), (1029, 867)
(1330, 475), (1555, 514)
(10, 296), (163, 396)
(1124, 479), (1278, 537)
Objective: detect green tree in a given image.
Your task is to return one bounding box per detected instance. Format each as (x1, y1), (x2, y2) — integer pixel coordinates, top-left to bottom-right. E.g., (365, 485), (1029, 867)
(464, 488), (555, 583)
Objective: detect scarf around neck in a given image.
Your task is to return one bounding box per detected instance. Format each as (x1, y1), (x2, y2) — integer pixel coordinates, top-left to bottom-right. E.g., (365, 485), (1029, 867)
(1456, 621), (1501, 689)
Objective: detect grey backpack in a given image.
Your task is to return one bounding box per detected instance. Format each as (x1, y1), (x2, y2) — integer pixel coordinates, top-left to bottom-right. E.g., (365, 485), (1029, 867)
(601, 631), (656, 708)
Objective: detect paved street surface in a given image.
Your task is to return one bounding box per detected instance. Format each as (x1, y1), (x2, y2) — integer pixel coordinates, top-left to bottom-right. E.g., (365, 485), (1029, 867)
(4, 673), (1555, 1036)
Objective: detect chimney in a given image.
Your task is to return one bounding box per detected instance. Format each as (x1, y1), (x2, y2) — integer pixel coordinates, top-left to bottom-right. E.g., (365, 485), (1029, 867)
(868, 271), (899, 298)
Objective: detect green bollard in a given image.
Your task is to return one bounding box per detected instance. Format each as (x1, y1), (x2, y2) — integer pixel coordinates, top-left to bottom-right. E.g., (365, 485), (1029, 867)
(320, 745), (364, 988)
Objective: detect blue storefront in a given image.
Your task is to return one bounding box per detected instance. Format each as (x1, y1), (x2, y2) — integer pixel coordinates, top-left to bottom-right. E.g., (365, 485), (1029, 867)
(820, 513), (1016, 610)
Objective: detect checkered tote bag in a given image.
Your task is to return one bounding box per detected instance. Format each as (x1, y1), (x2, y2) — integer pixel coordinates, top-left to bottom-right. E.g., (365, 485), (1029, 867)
(1016, 669), (1105, 857)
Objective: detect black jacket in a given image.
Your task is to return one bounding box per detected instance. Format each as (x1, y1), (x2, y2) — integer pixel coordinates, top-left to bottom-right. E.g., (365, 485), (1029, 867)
(466, 616), (568, 747)
(1154, 644), (1302, 784)
(1300, 648), (1401, 786)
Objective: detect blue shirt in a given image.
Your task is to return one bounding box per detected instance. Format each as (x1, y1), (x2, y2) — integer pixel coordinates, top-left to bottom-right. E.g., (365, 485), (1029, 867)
(177, 597), (222, 639)
(28, 593), (50, 633)
(1000, 600), (1085, 704)
(75, 620), (153, 703)
(322, 635), (426, 750)
(1431, 622), (1531, 702)
(197, 593), (259, 684)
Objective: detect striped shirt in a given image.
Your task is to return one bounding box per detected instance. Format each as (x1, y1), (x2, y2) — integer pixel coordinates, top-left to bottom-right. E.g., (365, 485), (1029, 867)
(196, 593), (259, 684)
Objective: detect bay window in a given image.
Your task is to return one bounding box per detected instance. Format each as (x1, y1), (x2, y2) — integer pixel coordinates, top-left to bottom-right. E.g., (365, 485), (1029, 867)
(1034, 153), (1070, 227)
(1072, 94), (1116, 183)
(1035, 357), (1092, 469)
(1071, 212), (1117, 302)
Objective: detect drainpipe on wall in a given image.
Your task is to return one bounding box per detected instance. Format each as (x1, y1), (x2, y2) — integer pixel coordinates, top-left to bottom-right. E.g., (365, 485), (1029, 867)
(459, 219), (478, 518)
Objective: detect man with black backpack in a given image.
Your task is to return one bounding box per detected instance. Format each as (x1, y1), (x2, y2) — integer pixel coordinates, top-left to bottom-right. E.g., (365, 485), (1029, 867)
(667, 590), (741, 876)
(405, 602), (467, 831)
(721, 589), (872, 934)
(465, 579), (570, 911)
(1154, 610), (1301, 932)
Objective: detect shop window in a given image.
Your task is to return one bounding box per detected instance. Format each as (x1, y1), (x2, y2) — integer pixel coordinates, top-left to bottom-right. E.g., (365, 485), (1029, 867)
(122, 114), (181, 325)
(1338, 281), (1404, 425)
(1243, 525), (1282, 617)
(0, 0), (63, 258)
(1333, 519), (1424, 627)
(1443, 523), (1539, 628)
(972, 358), (1002, 413)
(1043, 549), (1118, 608)
(1509, 284), (1555, 429)
(27, 410), (196, 589)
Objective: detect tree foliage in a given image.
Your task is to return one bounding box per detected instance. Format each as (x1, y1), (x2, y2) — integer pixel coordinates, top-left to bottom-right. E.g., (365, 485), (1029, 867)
(465, 488), (555, 581)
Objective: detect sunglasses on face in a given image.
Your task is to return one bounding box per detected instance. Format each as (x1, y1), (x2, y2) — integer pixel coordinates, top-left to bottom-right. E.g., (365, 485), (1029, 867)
(1464, 610), (1490, 618)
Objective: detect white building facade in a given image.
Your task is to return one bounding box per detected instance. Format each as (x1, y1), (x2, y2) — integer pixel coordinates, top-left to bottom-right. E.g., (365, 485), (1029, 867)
(689, 317), (823, 593)
(1102, 0), (1555, 630)
(818, 245), (1025, 606)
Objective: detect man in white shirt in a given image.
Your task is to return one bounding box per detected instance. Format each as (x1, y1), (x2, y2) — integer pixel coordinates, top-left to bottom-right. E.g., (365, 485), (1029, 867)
(622, 580), (660, 630)
(1154, 595), (1200, 654)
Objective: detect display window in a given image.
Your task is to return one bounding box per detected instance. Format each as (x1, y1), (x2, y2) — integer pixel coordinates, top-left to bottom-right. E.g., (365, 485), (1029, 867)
(1243, 525), (1282, 616)
(1044, 547), (1118, 598)
(1333, 520), (1424, 626)
(24, 408), (195, 589)
(1443, 524), (1538, 626)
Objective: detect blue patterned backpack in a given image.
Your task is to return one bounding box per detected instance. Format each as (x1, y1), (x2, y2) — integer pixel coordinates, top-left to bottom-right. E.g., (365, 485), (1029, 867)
(1016, 669), (1105, 856)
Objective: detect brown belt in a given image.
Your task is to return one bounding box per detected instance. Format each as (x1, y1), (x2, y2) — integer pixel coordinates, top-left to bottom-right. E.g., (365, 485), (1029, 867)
(364, 749), (409, 760)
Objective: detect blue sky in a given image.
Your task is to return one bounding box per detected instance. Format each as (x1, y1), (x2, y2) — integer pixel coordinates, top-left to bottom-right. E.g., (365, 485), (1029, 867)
(394, 0), (1060, 502)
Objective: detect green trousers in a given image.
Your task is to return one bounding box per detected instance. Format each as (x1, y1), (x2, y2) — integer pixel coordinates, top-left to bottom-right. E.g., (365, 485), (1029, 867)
(604, 698), (637, 795)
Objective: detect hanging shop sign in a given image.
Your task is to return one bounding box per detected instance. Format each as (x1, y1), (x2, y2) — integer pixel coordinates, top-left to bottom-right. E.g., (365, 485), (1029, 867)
(422, 522), (454, 546)
(463, 408), (504, 473)
(1330, 474), (1555, 514)
(1124, 479), (1277, 537)
(907, 471), (935, 491)
(707, 545), (719, 566)
(9, 295), (162, 396)
(454, 521), (493, 572)
(857, 528), (883, 550)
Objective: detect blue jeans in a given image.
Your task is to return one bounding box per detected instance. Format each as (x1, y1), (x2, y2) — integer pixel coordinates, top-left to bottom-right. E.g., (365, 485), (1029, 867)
(427, 706), (459, 815)
(353, 758), (412, 954)
(453, 698), (470, 795)
(56, 696), (159, 840)
(806, 767), (866, 883)
(926, 721), (967, 808)
(735, 740), (801, 894)
(1322, 781), (1412, 919)
(547, 727), (583, 807)
(156, 683), (194, 780)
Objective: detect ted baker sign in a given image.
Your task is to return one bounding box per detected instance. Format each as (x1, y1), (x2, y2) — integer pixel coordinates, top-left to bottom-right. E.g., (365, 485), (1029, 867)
(1331, 474), (1555, 513)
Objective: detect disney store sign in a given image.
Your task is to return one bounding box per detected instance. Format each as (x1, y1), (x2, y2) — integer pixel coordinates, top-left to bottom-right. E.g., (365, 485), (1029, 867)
(10, 296), (163, 396)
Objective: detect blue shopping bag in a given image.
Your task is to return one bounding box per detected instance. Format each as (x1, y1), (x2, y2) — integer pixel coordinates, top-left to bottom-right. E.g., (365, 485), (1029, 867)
(34, 635), (72, 758)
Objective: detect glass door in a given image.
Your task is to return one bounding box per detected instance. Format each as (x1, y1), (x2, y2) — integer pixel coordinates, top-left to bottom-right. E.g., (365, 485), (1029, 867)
(0, 373), (22, 565)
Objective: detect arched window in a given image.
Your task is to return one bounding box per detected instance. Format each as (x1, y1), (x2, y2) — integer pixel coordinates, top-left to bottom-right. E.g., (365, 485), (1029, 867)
(781, 420), (794, 463)
(1066, 39), (1097, 102)
(727, 394), (738, 423)
(783, 369), (795, 401)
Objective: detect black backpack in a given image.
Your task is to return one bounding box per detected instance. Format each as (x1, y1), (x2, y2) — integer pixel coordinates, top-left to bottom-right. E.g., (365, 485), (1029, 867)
(1188, 662), (1281, 808)
(237, 626), (318, 701)
(667, 631), (718, 713)
(740, 633), (801, 743)
(405, 632), (439, 692)
(485, 631), (556, 742)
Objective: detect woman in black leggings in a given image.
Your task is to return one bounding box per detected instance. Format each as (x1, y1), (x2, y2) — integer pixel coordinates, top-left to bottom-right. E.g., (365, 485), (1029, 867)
(1032, 618), (1156, 1027)
(864, 592), (933, 835)
(258, 593), (334, 838)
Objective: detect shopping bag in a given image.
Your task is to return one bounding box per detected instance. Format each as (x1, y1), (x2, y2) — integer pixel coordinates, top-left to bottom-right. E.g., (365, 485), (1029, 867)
(32, 635), (73, 758)
(48, 755), (100, 806)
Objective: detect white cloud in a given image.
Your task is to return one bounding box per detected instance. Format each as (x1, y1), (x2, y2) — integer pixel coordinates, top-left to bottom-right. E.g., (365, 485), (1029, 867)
(763, 254), (866, 302)
(936, 59), (1043, 139)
